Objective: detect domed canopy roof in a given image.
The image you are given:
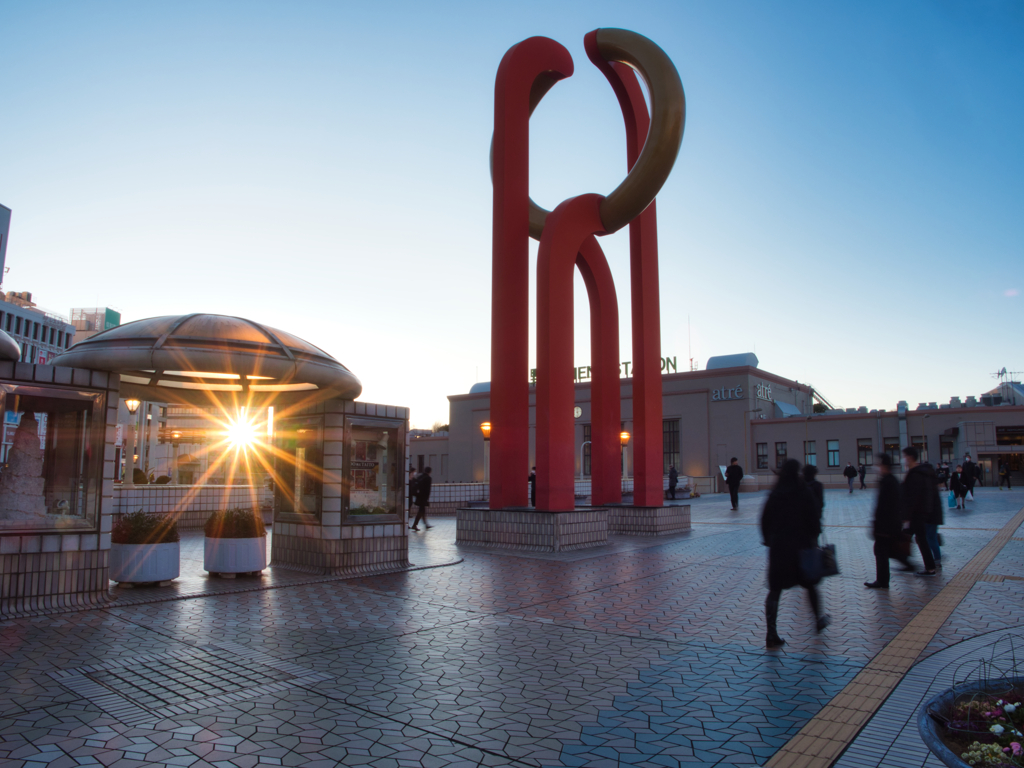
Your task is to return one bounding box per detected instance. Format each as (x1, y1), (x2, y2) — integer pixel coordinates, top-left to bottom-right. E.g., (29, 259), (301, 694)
(0, 329), (21, 362)
(52, 314), (361, 407)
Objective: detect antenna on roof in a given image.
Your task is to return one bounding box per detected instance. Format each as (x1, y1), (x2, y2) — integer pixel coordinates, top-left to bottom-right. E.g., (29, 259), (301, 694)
(992, 368), (1023, 383)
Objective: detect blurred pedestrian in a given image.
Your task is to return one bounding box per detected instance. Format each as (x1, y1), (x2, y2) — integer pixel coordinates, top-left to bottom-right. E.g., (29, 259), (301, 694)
(950, 465), (966, 509)
(410, 467), (433, 531)
(865, 453), (904, 589)
(760, 459), (829, 649)
(1000, 462), (1013, 490)
(725, 457), (743, 510)
(962, 454), (976, 501)
(902, 447), (941, 575)
(528, 466), (537, 507)
(858, 463), (867, 489)
(803, 464), (824, 515)
(668, 465), (678, 500)
(975, 461), (984, 488)
(844, 462), (857, 493)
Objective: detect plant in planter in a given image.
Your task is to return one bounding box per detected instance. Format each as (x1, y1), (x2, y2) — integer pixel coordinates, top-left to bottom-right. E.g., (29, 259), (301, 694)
(203, 508), (267, 578)
(920, 678), (1024, 767)
(110, 509), (180, 586)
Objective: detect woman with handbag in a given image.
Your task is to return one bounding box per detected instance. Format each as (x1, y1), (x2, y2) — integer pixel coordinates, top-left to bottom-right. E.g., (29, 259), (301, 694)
(760, 459), (829, 649)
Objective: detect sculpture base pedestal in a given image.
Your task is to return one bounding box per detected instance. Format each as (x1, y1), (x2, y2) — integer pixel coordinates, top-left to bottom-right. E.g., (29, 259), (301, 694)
(270, 523), (409, 576)
(456, 508), (608, 552)
(608, 505), (691, 536)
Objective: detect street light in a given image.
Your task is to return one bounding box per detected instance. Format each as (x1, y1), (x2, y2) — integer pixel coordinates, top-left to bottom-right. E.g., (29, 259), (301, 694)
(619, 431), (630, 491)
(123, 398), (142, 486)
(744, 408), (763, 472)
(479, 421), (491, 483)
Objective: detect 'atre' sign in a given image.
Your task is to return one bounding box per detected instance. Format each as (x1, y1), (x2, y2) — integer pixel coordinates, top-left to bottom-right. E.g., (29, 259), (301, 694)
(712, 382), (774, 403)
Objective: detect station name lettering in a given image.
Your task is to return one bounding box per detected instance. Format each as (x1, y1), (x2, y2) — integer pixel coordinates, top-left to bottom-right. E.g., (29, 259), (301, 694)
(756, 383), (773, 402)
(530, 356), (677, 383)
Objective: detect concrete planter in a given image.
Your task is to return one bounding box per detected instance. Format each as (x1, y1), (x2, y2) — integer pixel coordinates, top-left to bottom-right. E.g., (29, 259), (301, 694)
(110, 542), (180, 585)
(204, 536), (267, 577)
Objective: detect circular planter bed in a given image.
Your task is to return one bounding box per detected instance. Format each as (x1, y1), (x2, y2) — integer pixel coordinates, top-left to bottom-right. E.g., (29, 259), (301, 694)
(110, 510), (180, 587)
(204, 508), (268, 578)
(919, 677), (1024, 768)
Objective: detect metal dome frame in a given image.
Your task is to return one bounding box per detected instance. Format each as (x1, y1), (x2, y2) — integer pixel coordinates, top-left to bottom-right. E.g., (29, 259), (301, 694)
(52, 313), (362, 408)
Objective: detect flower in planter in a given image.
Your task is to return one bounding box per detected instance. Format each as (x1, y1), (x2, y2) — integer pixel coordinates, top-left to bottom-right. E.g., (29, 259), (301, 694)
(204, 508), (267, 539)
(111, 509), (180, 545)
(992, 724), (1006, 735)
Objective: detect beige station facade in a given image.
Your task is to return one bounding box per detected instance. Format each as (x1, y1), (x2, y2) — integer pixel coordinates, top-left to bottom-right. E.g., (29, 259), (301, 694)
(411, 354), (1024, 490)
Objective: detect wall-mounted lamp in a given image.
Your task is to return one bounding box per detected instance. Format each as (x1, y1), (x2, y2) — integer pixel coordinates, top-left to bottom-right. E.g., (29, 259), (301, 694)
(620, 431), (630, 447)
(124, 398), (141, 414)
(480, 421), (492, 441)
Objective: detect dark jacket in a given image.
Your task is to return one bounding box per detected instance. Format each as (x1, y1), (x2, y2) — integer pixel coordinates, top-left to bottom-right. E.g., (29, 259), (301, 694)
(414, 473), (432, 507)
(902, 463), (943, 532)
(950, 471), (964, 497)
(843, 465), (858, 479)
(962, 461), (976, 486)
(858, 465), (867, 480)
(873, 473), (902, 540)
(807, 479), (825, 514)
(760, 478), (821, 591)
(725, 464), (743, 487)
(669, 467), (678, 488)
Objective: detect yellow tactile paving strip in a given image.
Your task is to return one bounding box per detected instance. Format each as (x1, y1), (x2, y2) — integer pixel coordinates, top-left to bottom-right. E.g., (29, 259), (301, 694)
(766, 504), (1024, 768)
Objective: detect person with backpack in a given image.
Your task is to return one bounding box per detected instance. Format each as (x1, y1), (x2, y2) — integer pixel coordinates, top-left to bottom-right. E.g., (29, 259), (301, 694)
(410, 467), (433, 531)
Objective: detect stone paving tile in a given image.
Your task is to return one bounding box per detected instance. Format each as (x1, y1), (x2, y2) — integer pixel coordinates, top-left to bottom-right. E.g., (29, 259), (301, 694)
(0, 488), (1021, 768)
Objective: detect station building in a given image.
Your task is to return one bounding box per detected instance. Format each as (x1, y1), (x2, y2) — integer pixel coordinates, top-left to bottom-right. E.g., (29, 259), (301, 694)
(413, 354), (1024, 489)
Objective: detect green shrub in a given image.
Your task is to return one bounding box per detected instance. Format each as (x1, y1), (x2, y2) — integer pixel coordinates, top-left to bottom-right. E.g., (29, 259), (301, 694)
(111, 509), (180, 545)
(204, 508), (267, 538)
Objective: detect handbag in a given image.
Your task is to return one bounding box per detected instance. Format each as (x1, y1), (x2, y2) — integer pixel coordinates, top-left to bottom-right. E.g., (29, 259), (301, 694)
(891, 531), (912, 561)
(819, 530), (840, 578)
(947, 491), (956, 509)
(799, 547), (823, 585)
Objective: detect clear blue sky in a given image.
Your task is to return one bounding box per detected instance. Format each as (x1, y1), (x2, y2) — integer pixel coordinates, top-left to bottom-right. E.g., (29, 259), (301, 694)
(2, 1), (1021, 427)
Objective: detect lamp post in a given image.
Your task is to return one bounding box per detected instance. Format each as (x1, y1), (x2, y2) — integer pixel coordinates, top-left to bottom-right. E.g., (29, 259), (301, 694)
(170, 430), (182, 485)
(480, 421), (491, 483)
(620, 431), (631, 493)
(123, 398), (141, 486)
(744, 408), (762, 472)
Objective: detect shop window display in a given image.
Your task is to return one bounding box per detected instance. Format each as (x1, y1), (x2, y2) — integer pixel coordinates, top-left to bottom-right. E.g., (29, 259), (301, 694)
(0, 384), (105, 531)
(274, 416), (323, 517)
(347, 424), (398, 517)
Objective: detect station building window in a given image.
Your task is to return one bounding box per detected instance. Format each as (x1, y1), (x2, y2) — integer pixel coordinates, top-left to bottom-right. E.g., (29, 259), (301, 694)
(940, 439), (955, 463)
(857, 438), (873, 467)
(827, 439), (840, 467)
(884, 438), (901, 463)
(582, 424), (591, 476)
(756, 443), (768, 469)
(4, 314), (9, 332)
(662, 419), (679, 474)
(804, 440), (816, 466)
(912, 436), (928, 463)
(775, 441), (787, 468)
(15, 317), (21, 335)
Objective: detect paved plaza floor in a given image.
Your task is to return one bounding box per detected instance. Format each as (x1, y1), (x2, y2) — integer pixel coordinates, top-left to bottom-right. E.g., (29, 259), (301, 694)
(2, 488), (1024, 767)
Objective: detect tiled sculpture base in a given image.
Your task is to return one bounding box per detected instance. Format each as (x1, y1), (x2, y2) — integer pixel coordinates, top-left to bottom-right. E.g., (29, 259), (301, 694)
(271, 526), (409, 576)
(607, 505), (691, 536)
(456, 508), (608, 552)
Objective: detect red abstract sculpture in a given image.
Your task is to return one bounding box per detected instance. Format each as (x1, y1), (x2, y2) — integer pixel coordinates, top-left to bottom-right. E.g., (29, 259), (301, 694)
(490, 29), (685, 512)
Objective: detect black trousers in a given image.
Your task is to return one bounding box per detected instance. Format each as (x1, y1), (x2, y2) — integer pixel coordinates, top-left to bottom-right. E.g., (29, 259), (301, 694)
(873, 538), (891, 586)
(728, 484), (739, 508)
(766, 585), (820, 638)
(1001, 475), (1012, 489)
(915, 529), (935, 570)
(412, 504), (428, 528)
(668, 485), (676, 499)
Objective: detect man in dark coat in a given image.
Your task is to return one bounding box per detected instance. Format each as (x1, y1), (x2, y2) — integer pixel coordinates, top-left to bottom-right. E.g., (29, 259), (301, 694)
(902, 447), (939, 574)
(858, 463), (867, 489)
(865, 453), (904, 589)
(843, 462), (858, 493)
(725, 457), (743, 511)
(974, 461), (984, 488)
(760, 459), (828, 649)
(528, 467), (536, 507)
(962, 454), (977, 502)
(802, 464), (824, 515)
(410, 467), (433, 531)
(668, 465), (678, 500)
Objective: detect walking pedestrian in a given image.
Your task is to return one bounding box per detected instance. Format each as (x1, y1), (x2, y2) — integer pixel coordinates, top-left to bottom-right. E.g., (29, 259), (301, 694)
(962, 454), (976, 501)
(950, 465), (966, 509)
(939, 462), (950, 491)
(408, 467), (418, 515)
(668, 465), (678, 500)
(1000, 462), (1013, 490)
(975, 461), (984, 489)
(902, 447), (940, 575)
(843, 462), (857, 493)
(865, 453), (905, 589)
(528, 466), (537, 508)
(410, 467), (433, 531)
(725, 457), (743, 510)
(760, 459), (829, 649)
(858, 463), (867, 490)
(802, 464), (824, 514)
